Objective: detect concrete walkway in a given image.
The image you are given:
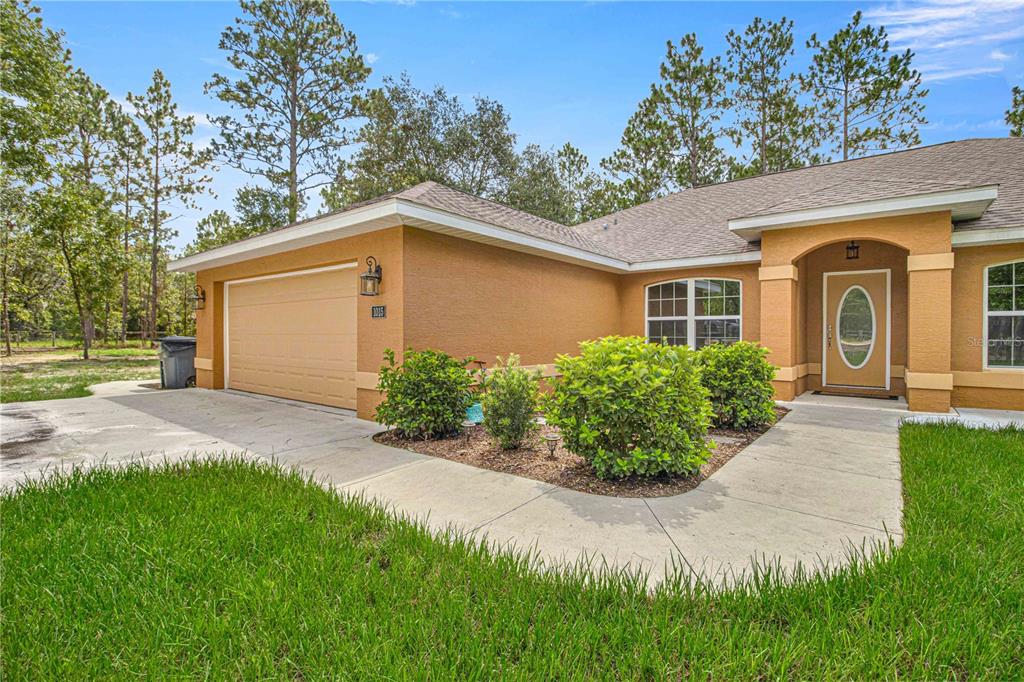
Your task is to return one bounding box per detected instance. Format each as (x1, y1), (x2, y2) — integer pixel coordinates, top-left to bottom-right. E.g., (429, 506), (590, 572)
(1, 385), (905, 585)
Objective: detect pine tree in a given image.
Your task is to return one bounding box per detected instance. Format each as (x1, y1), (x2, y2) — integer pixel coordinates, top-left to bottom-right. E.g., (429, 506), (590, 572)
(128, 69), (213, 342)
(205, 0), (370, 223)
(108, 104), (146, 344)
(803, 11), (927, 160)
(726, 17), (820, 175)
(1008, 86), (1024, 137)
(654, 33), (731, 187)
(600, 94), (675, 208)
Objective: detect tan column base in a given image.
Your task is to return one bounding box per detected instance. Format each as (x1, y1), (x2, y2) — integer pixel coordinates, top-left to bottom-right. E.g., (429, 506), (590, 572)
(907, 387), (952, 413)
(772, 379), (798, 401)
(357, 388), (384, 421)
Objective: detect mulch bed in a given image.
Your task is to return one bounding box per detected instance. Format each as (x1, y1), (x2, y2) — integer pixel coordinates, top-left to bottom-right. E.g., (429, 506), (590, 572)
(373, 406), (789, 498)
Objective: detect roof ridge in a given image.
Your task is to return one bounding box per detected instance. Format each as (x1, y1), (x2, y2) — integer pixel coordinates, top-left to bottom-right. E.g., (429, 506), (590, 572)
(578, 137), (1017, 229)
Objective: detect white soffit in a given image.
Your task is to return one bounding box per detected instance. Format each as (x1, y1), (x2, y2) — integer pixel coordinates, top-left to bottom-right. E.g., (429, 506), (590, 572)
(727, 185), (999, 241)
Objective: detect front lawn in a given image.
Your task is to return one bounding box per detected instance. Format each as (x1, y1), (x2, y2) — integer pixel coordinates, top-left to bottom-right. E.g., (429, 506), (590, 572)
(0, 351), (159, 403)
(2, 424), (1022, 678)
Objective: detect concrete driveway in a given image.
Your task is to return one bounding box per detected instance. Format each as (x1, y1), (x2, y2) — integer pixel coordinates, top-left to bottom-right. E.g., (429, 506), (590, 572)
(1, 385), (904, 585)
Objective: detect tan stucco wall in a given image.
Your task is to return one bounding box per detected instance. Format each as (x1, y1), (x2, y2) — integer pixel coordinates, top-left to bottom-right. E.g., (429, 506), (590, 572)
(194, 226), (406, 418)
(401, 227), (621, 366)
(950, 242), (1024, 410)
(188, 211), (1024, 418)
(760, 211), (954, 411)
(617, 263), (761, 343)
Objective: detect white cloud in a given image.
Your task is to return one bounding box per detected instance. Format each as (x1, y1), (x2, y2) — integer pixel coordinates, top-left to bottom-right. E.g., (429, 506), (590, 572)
(365, 52), (379, 64)
(920, 65), (1004, 81)
(864, 1), (1023, 83)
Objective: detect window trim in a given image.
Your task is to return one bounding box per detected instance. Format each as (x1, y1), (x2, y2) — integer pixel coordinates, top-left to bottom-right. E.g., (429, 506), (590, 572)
(644, 277), (743, 350)
(983, 259), (1024, 371)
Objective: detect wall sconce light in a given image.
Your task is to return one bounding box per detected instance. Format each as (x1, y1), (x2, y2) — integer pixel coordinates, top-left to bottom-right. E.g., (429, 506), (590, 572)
(845, 240), (860, 260)
(359, 256), (382, 296)
(188, 284), (206, 310)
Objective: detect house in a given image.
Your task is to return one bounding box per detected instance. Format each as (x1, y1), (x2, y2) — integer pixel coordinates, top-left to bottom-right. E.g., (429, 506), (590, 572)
(169, 138), (1024, 419)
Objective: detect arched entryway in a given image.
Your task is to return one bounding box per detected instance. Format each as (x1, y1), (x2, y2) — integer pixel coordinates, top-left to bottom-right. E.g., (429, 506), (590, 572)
(799, 240), (910, 397)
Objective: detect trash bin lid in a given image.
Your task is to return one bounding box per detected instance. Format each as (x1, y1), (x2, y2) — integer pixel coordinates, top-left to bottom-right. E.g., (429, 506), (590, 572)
(158, 336), (197, 351)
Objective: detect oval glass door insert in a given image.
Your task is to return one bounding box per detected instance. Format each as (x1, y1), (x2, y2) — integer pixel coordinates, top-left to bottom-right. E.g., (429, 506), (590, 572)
(837, 285), (875, 369)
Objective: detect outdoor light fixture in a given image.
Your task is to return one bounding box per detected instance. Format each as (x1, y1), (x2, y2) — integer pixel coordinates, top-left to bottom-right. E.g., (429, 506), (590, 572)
(359, 256), (382, 296)
(543, 433), (561, 459)
(846, 240), (860, 260)
(462, 420), (476, 443)
(188, 284), (206, 310)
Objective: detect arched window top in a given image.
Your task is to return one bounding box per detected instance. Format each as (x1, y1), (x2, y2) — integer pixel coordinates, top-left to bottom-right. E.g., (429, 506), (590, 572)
(646, 278), (742, 349)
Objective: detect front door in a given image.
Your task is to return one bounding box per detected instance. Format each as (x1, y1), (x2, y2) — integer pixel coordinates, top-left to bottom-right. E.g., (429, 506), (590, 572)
(823, 270), (890, 390)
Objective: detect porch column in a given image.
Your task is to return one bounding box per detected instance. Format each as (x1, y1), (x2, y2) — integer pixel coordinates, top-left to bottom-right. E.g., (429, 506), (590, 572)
(759, 265), (800, 400)
(905, 253), (955, 412)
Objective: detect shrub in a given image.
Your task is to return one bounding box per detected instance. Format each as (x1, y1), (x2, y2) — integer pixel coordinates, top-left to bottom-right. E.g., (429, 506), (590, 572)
(698, 341), (777, 429)
(375, 348), (474, 439)
(545, 336), (712, 479)
(481, 354), (541, 449)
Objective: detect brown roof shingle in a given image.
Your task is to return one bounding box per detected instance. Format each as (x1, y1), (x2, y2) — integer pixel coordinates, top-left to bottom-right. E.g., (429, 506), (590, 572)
(184, 138), (1022, 265)
(575, 138), (1024, 262)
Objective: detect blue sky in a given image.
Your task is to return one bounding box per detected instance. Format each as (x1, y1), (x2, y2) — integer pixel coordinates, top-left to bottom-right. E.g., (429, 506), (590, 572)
(38, 1), (1024, 251)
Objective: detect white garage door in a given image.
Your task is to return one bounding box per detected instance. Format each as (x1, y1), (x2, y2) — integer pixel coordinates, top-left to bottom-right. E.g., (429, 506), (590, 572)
(225, 265), (357, 409)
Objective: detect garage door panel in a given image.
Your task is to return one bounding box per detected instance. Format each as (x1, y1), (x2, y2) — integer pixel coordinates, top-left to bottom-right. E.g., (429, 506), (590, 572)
(226, 267), (357, 409)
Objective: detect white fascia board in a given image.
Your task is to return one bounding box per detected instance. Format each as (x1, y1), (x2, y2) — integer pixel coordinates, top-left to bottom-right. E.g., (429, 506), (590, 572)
(169, 195), (765, 274)
(168, 200), (402, 272)
(951, 226), (1024, 248)
(392, 200), (629, 271)
(627, 250), (762, 272)
(728, 185), (999, 241)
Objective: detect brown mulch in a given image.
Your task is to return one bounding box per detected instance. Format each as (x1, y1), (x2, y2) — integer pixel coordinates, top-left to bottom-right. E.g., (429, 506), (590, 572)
(373, 406), (789, 498)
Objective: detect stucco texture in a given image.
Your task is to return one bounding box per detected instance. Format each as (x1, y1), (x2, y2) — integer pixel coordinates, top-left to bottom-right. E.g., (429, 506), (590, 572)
(189, 215), (1023, 417)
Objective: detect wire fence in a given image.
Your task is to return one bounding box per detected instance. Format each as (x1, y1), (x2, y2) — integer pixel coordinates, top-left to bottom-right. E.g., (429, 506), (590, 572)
(1, 330), (169, 353)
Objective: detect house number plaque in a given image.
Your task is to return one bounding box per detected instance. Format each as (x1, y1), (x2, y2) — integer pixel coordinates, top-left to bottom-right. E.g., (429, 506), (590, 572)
(371, 305), (386, 319)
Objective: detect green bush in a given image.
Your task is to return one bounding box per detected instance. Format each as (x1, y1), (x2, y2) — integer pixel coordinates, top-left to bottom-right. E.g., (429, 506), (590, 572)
(698, 341), (777, 429)
(375, 348), (474, 439)
(545, 336), (712, 479)
(481, 354), (541, 450)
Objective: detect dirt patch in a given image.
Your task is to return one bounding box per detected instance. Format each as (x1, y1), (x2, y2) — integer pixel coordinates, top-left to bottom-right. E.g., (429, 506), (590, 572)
(374, 407), (789, 498)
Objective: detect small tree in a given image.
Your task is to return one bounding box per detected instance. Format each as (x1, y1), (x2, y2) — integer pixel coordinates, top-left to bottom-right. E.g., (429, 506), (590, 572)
(481, 354), (540, 450)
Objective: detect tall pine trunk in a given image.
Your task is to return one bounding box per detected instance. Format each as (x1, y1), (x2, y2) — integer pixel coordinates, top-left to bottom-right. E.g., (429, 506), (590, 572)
(149, 137), (160, 346)
(121, 155), (131, 346)
(1, 220), (12, 357)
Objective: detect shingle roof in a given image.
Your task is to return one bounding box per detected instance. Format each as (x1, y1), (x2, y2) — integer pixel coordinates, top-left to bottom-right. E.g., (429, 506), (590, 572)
(575, 138), (1024, 262)
(392, 181), (620, 257)
(185, 138), (1022, 266)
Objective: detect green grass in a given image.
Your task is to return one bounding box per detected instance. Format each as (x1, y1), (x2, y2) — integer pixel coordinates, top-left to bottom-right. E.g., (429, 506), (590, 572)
(0, 354), (159, 402)
(2, 424), (1022, 678)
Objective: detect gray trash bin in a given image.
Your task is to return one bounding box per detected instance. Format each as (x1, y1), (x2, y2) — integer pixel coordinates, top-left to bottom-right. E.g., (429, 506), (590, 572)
(158, 336), (197, 389)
